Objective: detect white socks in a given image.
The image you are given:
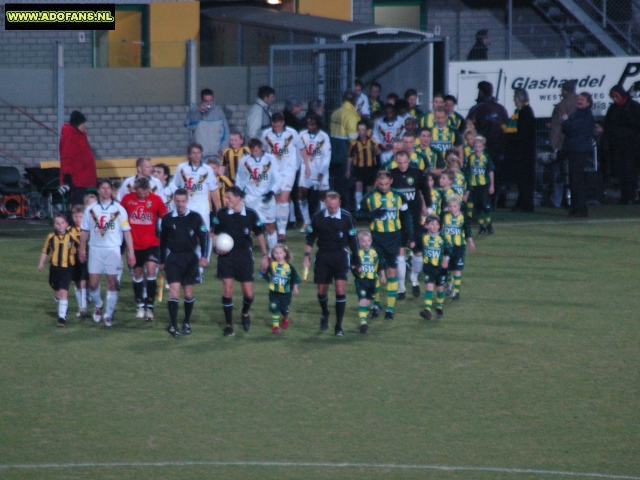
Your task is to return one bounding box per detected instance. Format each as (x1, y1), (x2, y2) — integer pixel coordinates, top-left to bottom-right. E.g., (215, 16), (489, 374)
(397, 255), (406, 293)
(105, 291), (118, 318)
(410, 254), (423, 284)
(276, 203), (289, 235)
(268, 231), (278, 250)
(58, 300), (68, 319)
(90, 288), (103, 308)
(299, 200), (311, 224)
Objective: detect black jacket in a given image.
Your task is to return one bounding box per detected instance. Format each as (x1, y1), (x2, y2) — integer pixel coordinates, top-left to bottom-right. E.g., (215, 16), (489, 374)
(562, 107), (595, 153)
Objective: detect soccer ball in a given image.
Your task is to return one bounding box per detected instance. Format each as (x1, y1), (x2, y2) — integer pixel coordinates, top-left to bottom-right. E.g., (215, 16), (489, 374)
(215, 233), (234, 252)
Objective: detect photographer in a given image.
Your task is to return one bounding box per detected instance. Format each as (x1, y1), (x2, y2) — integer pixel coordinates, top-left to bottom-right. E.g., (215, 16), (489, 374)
(184, 88), (230, 161)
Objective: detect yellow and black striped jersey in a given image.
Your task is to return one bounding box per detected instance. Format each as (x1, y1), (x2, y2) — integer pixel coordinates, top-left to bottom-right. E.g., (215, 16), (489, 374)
(212, 174), (234, 209)
(349, 137), (379, 168)
(452, 171), (468, 196)
(468, 152), (495, 187)
(221, 146), (250, 182)
(264, 261), (300, 294)
(357, 247), (379, 280)
(442, 212), (472, 247)
(359, 188), (410, 233)
(421, 233), (450, 267)
(414, 145), (440, 170)
(42, 228), (79, 268)
(385, 151), (426, 171)
(430, 126), (461, 155)
(430, 187), (443, 216)
(420, 111), (456, 129)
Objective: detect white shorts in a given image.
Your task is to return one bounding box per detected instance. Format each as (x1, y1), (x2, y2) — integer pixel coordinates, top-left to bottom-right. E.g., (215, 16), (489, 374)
(299, 171), (329, 191)
(191, 205), (211, 231)
(246, 194), (276, 224)
(278, 171), (297, 192)
(88, 247), (123, 275)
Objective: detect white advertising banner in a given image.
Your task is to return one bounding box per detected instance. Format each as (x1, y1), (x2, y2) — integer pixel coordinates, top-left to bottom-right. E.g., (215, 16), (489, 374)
(449, 57), (640, 118)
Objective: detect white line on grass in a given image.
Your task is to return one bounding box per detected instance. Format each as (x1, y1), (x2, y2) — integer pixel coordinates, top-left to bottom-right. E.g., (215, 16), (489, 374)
(498, 217), (640, 228)
(0, 461), (638, 478)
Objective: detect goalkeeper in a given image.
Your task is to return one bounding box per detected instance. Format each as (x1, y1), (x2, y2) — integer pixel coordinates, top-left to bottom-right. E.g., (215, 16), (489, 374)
(355, 170), (413, 321)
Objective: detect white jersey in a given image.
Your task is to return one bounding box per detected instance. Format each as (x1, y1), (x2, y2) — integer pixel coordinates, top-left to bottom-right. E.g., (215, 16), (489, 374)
(261, 127), (302, 173)
(172, 161), (218, 212)
(299, 129), (332, 180)
(373, 117), (406, 165)
(235, 153), (280, 198)
(355, 92), (370, 116)
(162, 182), (177, 213)
(117, 175), (167, 203)
(81, 199), (131, 249)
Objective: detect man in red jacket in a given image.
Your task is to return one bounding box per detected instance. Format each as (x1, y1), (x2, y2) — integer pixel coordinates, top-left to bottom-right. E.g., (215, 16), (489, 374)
(59, 111), (97, 207)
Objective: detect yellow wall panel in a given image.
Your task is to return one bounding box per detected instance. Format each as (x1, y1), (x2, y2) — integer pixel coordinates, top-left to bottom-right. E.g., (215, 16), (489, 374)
(149, 2), (200, 67)
(109, 10), (142, 67)
(298, 0), (351, 21)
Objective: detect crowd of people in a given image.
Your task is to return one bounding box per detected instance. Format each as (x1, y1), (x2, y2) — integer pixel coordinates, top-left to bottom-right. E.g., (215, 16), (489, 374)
(44, 79), (639, 335)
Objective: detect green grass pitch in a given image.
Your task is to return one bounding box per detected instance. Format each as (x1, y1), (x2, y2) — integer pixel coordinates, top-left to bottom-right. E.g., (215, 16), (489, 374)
(0, 206), (638, 480)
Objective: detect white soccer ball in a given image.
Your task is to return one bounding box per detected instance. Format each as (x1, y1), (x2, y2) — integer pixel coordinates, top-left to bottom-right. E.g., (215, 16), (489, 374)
(215, 233), (234, 252)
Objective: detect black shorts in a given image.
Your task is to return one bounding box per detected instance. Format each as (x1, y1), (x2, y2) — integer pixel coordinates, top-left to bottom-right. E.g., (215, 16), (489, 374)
(449, 245), (466, 272)
(411, 212), (425, 253)
(165, 251), (199, 286)
(355, 277), (376, 300)
(71, 260), (88, 284)
(269, 290), (291, 316)
(314, 248), (349, 284)
(134, 246), (160, 269)
(471, 184), (491, 214)
(352, 165), (379, 186)
(49, 265), (73, 291)
(422, 264), (447, 286)
(217, 248), (254, 283)
(371, 231), (402, 269)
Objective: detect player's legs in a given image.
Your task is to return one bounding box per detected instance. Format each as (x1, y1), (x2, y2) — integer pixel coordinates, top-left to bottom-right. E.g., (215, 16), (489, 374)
(265, 222), (277, 251)
(410, 252), (423, 293)
(298, 186), (311, 228)
(276, 174), (294, 239)
(222, 278), (235, 329)
(144, 259), (158, 319)
(385, 266), (399, 316)
(354, 180), (364, 209)
(239, 281), (254, 331)
(317, 283), (330, 326)
(334, 279), (347, 335)
(397, 246), (407, 297)
(132, 264), (145, 316)
(167, 282), (182, 334)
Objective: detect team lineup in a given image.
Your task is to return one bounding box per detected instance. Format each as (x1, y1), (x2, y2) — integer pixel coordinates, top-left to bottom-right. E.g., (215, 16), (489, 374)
(41, 88), (494, 337)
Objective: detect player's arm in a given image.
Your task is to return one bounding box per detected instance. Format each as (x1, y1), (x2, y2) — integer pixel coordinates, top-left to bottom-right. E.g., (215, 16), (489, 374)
(123, 230), (136, 268)
(195, 215), (209, 265)
(462, 215), (475, 251)
(79, 230), (89, 263)
(159, 216), (169, 269)
(38, 237), (51, 270)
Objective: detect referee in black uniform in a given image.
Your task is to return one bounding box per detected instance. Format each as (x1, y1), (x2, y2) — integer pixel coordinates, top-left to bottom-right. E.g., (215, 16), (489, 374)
(303, 191), (361, 336)
(159, 188), (209, 338)
(213, 185), (270, 337)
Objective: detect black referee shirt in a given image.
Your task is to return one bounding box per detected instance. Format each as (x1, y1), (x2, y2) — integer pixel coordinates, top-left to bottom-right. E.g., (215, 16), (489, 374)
(212, 205), (265, 252)
(306, 208), (361, 267)
(159, 209), (208, 263)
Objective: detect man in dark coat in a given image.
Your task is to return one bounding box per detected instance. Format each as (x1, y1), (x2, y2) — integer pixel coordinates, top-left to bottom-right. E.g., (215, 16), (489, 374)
(467, 29), (490, 60)
(504, 88), (536, 212)
(604, 85), (640, 204)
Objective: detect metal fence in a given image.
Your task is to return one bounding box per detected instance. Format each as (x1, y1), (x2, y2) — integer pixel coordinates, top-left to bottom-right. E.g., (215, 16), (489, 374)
(269, 44), (356, 127)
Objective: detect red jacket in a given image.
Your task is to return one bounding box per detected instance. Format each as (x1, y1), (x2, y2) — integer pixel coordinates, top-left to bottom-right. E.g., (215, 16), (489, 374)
(59, 123), (97, 188)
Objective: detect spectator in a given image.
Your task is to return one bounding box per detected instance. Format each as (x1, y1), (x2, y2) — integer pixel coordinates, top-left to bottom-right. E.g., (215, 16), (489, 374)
(604, 85), (640, 204)
(562, 92), (596, 217)
(59, 110), (97, 207)
(354, 79), (370, 121)
(329, 90), (360, 210)
(466, 81), (509, 205)
(283, 97), (304, 131)
(184, 88), (230, 161)
(504, 88), (536, 213)
(548, 79), (578, 208)
(467, 29), (490, 60)
(246, 85), (275, 140)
